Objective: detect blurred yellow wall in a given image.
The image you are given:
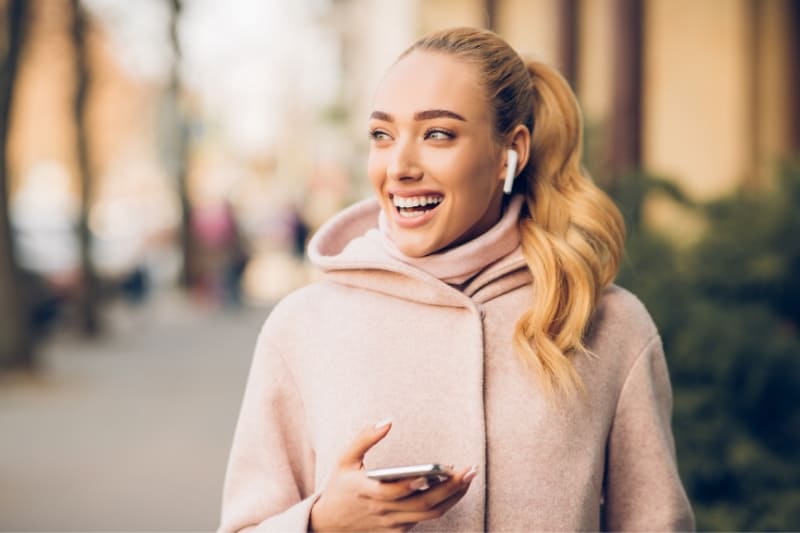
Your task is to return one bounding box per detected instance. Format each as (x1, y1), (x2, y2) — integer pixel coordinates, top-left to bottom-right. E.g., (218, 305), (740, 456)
(578, 0), (615, 123)
(497, 0), (562, 66)
(644, 0), (753, 199)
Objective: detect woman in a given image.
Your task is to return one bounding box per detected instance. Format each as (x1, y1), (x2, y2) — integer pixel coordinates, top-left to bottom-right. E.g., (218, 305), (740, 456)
(220, 28), (694, 532)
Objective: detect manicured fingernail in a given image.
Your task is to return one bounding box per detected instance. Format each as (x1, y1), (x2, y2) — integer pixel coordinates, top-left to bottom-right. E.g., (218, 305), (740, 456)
(409, 477), (429, 491)
(374, 418), (392, 430)
(462, 465), (479, 484)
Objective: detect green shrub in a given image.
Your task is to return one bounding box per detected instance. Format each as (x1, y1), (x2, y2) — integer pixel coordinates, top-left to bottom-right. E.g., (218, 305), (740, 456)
(610, 163), (800, 531)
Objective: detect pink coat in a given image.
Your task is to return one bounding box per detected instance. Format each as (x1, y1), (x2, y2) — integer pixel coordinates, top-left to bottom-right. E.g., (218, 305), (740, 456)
(220, 198), (694, 531)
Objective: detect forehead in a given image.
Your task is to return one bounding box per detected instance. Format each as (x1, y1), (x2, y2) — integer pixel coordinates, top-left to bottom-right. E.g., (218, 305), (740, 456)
(372, 51), (489, 119)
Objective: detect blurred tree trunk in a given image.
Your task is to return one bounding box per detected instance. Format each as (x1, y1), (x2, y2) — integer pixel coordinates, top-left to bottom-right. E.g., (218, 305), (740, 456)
(71, 0), (99, 336)
(484, 0), (497, 31)
(558, 0), (578, 89)
(0, 0), (33, 369)
(790, 0), (800, 154)
(169, 0), (194, 289)
(608, 0), (643, 180)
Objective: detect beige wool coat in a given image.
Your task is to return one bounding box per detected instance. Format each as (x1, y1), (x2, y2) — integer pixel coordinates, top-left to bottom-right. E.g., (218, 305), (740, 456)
(219, 198), (695, 532)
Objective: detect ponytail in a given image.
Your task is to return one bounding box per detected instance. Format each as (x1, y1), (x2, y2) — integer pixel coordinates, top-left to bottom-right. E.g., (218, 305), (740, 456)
(514, 61), (625, 398)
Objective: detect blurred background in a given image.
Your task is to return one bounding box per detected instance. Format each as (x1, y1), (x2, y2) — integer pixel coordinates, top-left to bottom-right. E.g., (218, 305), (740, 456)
(0, 0), (797, 530)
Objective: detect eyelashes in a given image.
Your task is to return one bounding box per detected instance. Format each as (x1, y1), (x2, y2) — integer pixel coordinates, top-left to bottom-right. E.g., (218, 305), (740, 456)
(368, 129), (390, 141)
(424, 128), (455, 140)
(367, 128), (456, 142)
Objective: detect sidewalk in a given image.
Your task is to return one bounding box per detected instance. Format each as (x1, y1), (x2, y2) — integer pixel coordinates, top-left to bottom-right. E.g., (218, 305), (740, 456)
(0, 291), (268, 531)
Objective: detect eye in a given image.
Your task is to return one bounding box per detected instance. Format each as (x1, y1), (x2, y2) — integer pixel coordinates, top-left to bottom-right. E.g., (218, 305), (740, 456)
(424, 128), (455, 141)
(369, 129), (392, 142)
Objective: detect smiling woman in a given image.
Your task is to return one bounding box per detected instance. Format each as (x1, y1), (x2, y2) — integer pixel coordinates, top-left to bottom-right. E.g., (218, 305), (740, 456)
(219, 27), (695, 532)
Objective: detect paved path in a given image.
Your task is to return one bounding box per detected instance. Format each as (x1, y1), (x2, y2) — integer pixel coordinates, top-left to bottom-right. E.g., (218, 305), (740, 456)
(0, 292), (269, 531)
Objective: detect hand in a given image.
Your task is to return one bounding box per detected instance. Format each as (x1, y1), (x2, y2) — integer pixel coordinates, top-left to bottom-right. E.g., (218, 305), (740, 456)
(309, 420), (478, 532)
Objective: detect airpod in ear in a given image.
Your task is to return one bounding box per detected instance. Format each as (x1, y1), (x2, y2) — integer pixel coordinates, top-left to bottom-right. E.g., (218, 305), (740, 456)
(503, 149), (518, 194)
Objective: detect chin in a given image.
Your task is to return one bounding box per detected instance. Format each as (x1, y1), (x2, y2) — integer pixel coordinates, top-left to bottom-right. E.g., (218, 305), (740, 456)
(393, 236), (440, 258)
(397, 243), (431, 258)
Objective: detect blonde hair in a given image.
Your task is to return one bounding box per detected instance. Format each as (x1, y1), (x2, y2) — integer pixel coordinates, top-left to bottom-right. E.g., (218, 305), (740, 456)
(403, 28), (625, 398)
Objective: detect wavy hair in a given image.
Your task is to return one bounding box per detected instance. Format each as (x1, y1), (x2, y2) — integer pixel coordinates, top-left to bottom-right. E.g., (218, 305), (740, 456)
(402, 28), (625, 398)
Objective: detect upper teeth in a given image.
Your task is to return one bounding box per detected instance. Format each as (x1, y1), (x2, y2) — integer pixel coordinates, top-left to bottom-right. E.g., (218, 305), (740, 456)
(392, 195), (443, 208)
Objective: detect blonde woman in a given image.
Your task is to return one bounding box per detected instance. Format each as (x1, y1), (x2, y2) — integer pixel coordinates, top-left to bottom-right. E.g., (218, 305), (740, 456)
(220, 28), (694, 532)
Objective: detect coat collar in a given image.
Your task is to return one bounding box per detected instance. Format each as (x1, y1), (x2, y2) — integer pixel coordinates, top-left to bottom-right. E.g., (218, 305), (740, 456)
(307, 198), (531, 309)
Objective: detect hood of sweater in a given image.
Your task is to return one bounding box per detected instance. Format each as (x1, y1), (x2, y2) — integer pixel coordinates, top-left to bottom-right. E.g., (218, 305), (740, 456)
(307, 196), (532, 310)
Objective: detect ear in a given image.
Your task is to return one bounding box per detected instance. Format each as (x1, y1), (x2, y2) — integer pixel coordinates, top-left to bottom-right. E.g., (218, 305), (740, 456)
(498, 124), (531, 185)
(508, 124), (531, 173)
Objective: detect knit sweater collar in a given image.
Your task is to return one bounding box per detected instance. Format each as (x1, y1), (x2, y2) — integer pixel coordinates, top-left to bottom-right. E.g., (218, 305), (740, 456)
(376, 195), (524, 285)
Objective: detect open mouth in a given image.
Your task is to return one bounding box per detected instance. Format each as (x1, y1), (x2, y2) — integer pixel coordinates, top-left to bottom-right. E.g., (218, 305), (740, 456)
(391, 194), (444, 219)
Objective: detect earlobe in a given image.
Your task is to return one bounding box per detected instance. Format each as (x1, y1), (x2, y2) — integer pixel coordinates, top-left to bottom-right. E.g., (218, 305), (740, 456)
(503, 149), (518, 195)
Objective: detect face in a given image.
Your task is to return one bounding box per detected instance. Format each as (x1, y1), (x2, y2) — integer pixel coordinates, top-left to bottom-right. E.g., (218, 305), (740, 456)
(368, 51), (506, 258)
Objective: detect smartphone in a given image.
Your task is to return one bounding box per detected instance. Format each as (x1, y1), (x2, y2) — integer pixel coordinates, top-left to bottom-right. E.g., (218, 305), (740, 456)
(366, 463), (451, 482)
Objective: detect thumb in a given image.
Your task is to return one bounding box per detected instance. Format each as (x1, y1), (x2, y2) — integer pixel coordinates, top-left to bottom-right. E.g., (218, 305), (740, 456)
(338, 418), (392, 468)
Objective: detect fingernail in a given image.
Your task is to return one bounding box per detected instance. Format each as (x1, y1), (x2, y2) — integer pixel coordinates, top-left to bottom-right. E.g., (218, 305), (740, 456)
(409, 477), (429, 491)
(374, 417), (392, 430)
(462, 465), (479, 484)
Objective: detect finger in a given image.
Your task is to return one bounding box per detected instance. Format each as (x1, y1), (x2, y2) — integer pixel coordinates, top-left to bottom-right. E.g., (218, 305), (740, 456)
(378, 465), (478, 512)
(337, 418), (393, 468)
(364, 475), (436, 502)
(379, 484), (470, 529)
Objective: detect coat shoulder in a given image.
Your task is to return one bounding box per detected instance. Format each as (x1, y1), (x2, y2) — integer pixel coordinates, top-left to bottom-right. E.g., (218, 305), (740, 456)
(589, 284), (660, 355)
(262, 281), (346, 331)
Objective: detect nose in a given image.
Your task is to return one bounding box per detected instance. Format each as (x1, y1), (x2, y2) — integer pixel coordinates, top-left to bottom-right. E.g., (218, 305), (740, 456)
(386, 138), (423, 182)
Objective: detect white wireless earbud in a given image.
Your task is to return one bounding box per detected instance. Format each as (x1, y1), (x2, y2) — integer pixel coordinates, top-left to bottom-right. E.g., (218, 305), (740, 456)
(503, 149), (518, 194)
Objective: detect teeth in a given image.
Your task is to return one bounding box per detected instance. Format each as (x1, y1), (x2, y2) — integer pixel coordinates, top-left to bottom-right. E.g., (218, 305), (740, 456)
(392, 195), (443, 209)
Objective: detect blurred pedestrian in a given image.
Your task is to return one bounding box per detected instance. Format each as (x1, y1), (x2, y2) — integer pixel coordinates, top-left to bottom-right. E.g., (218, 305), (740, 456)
(220, 27), (694, 532)
(192, 200), (247, 305)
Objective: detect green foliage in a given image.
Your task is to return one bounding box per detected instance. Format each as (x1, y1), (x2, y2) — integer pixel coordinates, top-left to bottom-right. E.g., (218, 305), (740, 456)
(610, 163), (800, 531)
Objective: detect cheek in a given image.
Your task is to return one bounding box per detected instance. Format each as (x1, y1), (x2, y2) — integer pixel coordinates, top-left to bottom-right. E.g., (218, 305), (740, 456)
(367, 151), (385, 190)
(447, 154), (499, 196)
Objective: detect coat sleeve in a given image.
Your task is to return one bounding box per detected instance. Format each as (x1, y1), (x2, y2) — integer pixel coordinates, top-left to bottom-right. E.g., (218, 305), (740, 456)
(219, 323), (318, 533)
(602, 334), (695, 531)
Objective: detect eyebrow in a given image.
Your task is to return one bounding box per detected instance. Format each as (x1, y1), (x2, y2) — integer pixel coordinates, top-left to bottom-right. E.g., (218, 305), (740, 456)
(369, 109), (467, 122)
